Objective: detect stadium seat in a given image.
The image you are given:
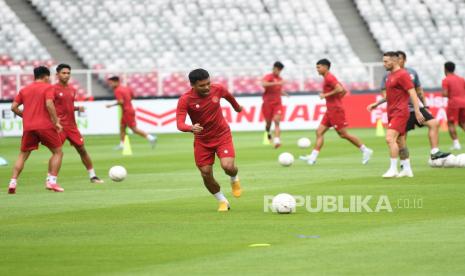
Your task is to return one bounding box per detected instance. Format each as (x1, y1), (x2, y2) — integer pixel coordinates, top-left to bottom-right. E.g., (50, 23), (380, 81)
(29, 0), (370, 96)
(355, 0), (465, 87)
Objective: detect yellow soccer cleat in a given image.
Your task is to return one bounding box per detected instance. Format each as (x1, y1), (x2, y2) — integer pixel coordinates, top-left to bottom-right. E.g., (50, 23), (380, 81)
(218, 201), (230, 212)
(231, 179), (242, 198)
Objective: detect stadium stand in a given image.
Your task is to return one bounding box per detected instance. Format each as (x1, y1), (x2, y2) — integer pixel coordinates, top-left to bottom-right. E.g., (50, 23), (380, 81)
(0, 1), (90, 100)
(0, 0), (52, 99)
(355, 0), (465, 88)
(29, 0), (369, 96)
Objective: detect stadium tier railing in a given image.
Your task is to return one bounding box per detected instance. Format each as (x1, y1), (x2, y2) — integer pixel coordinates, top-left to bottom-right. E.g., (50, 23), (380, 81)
(0, 62), (455, 100)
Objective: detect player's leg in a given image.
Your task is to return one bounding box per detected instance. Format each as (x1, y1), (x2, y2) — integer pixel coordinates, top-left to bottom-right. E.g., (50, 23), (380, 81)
(217, 138), (241, 198)
(74, 145), (104, 183)
(114, 123), (126, 150)
(383, 128), (401, 178)
(8, 151), (31, 194)
(195, 141), (229, 211)
(129, 126), (157, 148)
(397, 134), (413, 177)
(262, 102), (273, 143)
(8, 130), (39, 193)
(336, 127), (373, 164)
(447, 107), (461, 150)
(272, 113), (282, 148)
(37, 128), (65, 192)
(300, 124), (329, 165)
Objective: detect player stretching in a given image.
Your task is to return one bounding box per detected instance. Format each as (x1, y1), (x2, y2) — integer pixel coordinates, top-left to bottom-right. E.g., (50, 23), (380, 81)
(368, 51), (449, 176)
(442, 61), (465, 150)
(49, 64), (104, 183)
(300, 59), (373, 165)
(176, 69), (243, 212)
(262, 61), (287, 148)
(8, 66), (64, 193)
(381, 52), (424, 178)
(106, 76), (156, 150)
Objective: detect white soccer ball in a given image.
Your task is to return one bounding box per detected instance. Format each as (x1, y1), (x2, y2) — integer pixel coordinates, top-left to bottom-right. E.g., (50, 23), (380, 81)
(456, 154), (465, 168)
(109, 165), (127, 182)
(297, 137), (311, 148)
(272, 193), (296, 214)
(278, 152), (294, 167)
(443, 154), (457, 168)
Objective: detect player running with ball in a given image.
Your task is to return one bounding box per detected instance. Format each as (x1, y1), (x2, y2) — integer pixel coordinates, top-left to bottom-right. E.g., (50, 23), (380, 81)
(176, 69), (243, 212)
(300, 59), (373, 165)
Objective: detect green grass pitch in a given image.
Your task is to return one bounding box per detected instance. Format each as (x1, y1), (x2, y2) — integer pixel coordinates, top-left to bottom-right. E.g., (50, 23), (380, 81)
(1, 128), (465, 275)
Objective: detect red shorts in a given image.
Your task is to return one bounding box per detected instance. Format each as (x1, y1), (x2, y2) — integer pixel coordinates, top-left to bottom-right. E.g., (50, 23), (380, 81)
(262, 102), (283, 121)
(446, 107), (465, 124)
(194, 137), (236, 167)
(388, 114), (409, 135)
(60, 126), (84, 147)
(21, 128), (62, 152)
(121, 110), (136, 128)
(321, 109), (348, 131)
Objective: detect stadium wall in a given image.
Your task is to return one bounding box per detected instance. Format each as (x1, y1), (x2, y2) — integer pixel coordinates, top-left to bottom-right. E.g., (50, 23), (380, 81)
(0, 92), (447, 137)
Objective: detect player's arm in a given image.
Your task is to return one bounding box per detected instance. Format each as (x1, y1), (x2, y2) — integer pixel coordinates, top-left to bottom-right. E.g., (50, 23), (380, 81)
(415, 86), (427, 107)
(442, 79), (449, 98)
(45, 99), (62, 131)
(74, 106), (85, 112)
(106, 99), (123, 108)
(262, 80), (284, 87)
(408, 88), (425, 124)
(319, 83), (344, 99)
(11, 102), (23, 117)
(176, 97), (203, 134)
(223, 89), (243, 112)
(367, 88), (387, 111)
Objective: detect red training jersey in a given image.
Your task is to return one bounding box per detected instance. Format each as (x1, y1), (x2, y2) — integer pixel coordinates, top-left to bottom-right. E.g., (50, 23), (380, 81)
(385, 69), (414, 117)
(323, 72), (344, 110)
(262, 73), (283, 104)
(176, 84), (241, 143)
(442, 74), (465, 108)
(14, 81), (55, 131)
(46, 83), (77, 127)
(114, 85), (135, 113)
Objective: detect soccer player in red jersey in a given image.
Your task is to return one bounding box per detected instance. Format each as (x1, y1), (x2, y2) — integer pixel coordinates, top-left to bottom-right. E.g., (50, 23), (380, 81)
(262, 61), (287, 148)
(48, 64), (104, 183)
(381, 52), (424, 178)
(106, 76), (157, 149)
(176, 69), (243, 212)
(8, 66), (64, 194)
(367, 51), (449, 176)
(300, 59), (373, 165)
(442, 61), (465, 150)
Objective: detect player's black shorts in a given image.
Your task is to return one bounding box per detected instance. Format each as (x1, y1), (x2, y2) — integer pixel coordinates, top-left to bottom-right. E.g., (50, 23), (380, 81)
(406, 107), (434, 131)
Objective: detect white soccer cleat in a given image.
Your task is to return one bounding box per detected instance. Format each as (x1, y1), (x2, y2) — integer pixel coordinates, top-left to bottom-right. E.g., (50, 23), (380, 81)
(113, 145), (123, 151)
(397, 169), (414, 178)
(148, 135), (157, 149)
(306, 158), (316, 165)
(362, 149), (373, 165)
(300, 155), (316, 165)
(450, 144), (462, 150)
(382, 168), (399, 178)
(299, 155), (311, 161)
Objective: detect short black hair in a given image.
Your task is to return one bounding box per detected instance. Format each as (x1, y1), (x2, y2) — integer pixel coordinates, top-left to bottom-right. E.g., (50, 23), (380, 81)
(108, 76), (120, 82)
(445, 61), (455, 73)
(316, 58), (331, 69)
(383, 51), (399, 58)
(56, 63), (71, 73)
(188, 68), (209, 84)
(33, 66), (50, 80)
(397, 51), (407, 60)
(273, 61), (284, 70)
